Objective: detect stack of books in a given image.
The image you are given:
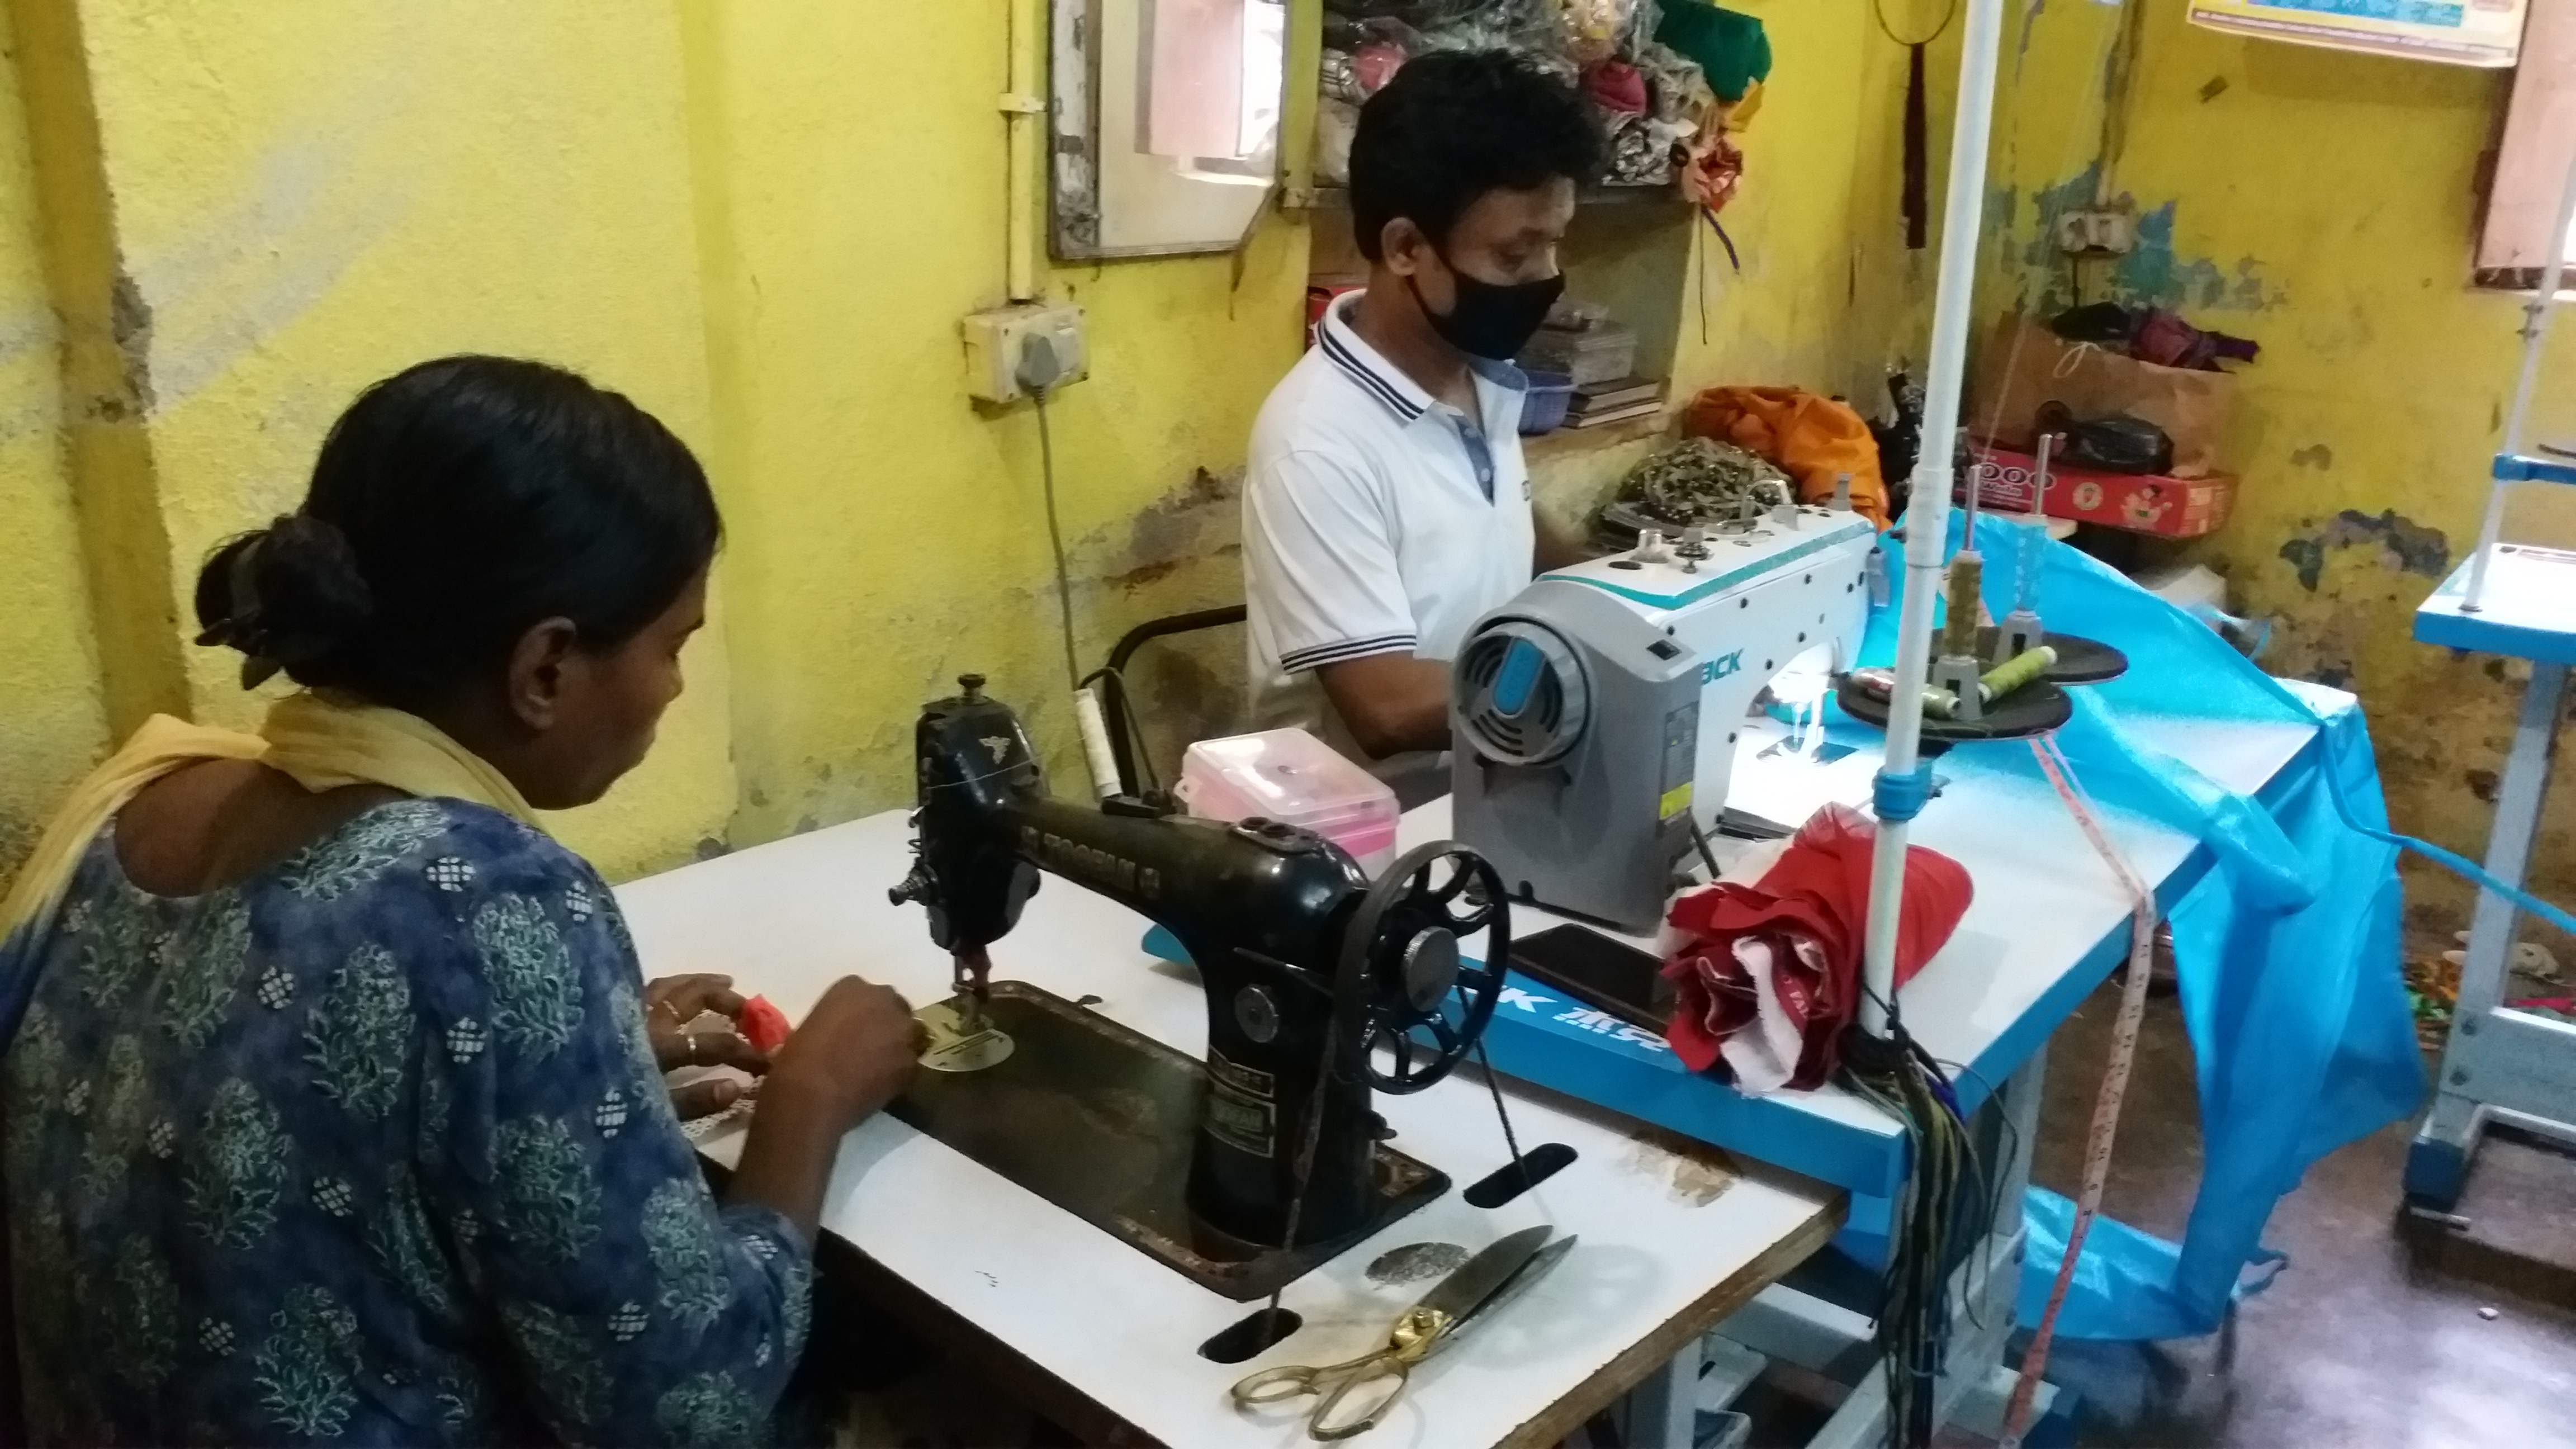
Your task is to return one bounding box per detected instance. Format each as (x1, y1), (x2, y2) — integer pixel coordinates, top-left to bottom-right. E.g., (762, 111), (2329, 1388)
(1565, 377), (1665, 429)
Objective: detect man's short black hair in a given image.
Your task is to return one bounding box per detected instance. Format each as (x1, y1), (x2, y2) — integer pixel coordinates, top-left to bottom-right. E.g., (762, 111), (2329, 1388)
(1349, 50), (1602, 263)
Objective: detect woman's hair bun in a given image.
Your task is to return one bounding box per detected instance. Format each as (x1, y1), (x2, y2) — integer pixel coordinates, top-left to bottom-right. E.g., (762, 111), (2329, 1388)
(192, 514), (375, 688)
(187, 357), (718, 706)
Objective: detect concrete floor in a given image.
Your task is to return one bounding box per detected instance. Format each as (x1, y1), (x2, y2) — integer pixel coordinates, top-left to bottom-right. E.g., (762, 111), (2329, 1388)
(2015, 980), (2576, 1449)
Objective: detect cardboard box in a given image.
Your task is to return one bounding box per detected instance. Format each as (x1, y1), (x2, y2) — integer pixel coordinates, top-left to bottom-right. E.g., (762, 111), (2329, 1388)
(1972, 312), (2238, 479)
(1964, 449), (2238, 539)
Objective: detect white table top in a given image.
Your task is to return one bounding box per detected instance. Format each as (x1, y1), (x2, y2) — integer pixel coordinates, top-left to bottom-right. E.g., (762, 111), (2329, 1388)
(615, 810), (1841, 1449)
(1408, 696), (2328, 1168)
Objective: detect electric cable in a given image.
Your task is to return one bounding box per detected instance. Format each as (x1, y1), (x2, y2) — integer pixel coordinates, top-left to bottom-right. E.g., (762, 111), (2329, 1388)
(1033, 387), (1083, 695)
(1837, 1009), (1979, 1449)
(1687, 815), (1726, 883)
(1930, 1054), (2021, 1334)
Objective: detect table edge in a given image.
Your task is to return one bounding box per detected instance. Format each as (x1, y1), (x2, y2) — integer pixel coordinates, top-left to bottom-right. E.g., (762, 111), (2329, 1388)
(1495, 1192), (1846, 1449)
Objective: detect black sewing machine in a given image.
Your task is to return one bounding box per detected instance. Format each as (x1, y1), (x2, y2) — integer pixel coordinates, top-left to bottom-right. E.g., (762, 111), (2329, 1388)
(888, 676), (1512, 1296)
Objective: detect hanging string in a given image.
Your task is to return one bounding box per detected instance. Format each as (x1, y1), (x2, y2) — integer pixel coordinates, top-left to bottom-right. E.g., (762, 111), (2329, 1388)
(1874, 0), (1961, 252)
(1903, 44), (1929, 250)
(2000, 735), (2158, 1447)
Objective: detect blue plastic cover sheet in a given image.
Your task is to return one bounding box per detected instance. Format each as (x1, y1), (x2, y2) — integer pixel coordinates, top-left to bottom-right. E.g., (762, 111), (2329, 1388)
(1859, 514), (2423, 1341)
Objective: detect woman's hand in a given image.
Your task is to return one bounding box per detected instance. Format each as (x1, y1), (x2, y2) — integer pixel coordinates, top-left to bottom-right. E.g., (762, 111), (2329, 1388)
(724, 975), (924, 1239)
(645, 972), (770, 1119)
(761, 977), (922, 1128)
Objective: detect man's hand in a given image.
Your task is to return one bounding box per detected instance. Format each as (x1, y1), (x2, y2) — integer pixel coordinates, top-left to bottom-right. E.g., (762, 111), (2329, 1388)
(646, 972), (770, 1120)
(1319, 654), (1454, 759)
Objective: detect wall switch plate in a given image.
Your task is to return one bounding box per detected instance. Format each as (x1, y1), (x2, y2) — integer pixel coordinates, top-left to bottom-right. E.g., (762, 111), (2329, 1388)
(963, 302), (1088, 403)
(2055, 206), (2137, 257)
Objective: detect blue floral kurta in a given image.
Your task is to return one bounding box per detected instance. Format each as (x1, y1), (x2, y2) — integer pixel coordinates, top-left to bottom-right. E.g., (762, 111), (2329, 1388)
(0, 798), (811, 1446)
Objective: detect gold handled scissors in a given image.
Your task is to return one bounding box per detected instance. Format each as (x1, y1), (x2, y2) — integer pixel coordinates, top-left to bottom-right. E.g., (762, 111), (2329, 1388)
(1229, 1305), (1455, 1441)
(1228, 1225), (1574, 1441)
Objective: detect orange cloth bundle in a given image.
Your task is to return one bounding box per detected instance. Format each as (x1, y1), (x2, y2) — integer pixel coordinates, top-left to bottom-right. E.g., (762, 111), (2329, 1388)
(1682, 385), (1890, 527)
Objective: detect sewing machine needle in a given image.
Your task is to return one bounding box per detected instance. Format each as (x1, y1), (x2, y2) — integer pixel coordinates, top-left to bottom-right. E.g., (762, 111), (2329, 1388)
(953, 946), (993, 1033)
(918, 946), (1014, 1073)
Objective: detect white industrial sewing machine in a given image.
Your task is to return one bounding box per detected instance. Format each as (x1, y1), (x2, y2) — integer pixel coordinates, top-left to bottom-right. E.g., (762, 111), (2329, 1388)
(1450, 498), (1879, 932)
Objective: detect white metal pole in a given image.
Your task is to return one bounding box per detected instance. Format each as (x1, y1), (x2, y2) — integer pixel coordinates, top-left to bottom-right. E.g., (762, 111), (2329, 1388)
(1861, 0), (2007, 1036)
(2464, 142), (2576, 612)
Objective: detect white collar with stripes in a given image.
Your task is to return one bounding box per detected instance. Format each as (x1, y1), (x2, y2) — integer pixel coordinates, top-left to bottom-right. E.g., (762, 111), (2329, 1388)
(1316, 289), (1527, 428)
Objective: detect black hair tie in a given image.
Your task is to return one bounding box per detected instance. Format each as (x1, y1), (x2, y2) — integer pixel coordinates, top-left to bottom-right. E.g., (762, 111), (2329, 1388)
(193, 514), (373, 689)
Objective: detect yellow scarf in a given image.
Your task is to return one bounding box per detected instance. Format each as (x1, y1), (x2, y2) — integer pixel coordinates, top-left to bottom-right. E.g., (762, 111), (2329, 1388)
(0, 694), (538, 941)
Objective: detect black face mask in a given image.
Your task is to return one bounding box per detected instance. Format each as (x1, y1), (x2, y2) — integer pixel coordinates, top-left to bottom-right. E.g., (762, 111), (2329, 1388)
(1408, 253), (1565, 362)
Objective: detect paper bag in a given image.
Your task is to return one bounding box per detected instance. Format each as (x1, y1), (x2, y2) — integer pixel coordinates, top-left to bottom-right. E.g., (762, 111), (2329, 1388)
(1971, 312), (2237, 479)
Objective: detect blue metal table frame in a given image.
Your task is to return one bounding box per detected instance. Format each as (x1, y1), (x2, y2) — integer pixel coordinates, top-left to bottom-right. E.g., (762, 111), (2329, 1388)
(2405, 544), (2576, 1210)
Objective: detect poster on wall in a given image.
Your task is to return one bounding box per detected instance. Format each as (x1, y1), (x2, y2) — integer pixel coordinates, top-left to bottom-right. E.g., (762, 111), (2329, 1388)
(2187, 0), (2528, 67)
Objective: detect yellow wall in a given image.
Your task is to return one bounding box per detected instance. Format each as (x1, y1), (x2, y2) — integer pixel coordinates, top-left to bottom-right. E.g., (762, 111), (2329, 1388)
(676, 0), (1300, 842)
(1534, 0), (1928, 524)
(74, 1), (741, 879)
(1987, 3), (2576, 915)
(1677, 0), (1921, 403)
(0, 0), (108, 881)
(0, 0), (1949, 889)
(0, 0), (1305, 887)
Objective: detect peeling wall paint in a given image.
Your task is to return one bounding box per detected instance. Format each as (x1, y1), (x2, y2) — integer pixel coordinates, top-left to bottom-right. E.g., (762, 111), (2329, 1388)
(0, 0), (111, 901)
(1988, 161), (2284, 319)
(2278, 509), (2451, 592)
(1993, 2), (2576, 925)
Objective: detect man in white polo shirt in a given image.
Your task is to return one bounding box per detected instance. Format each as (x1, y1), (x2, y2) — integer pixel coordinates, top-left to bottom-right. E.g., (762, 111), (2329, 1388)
(1243, 50), (1602, 804)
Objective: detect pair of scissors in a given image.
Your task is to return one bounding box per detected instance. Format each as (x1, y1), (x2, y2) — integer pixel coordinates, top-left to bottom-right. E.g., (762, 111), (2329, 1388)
(1229, 1225), (1575, 1441)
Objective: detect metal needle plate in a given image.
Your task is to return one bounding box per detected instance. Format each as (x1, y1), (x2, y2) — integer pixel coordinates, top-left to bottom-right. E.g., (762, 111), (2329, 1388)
(917, 996), (1017, 1073)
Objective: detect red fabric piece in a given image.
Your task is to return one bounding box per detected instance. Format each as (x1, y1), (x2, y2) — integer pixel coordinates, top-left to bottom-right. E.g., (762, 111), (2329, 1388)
(1661, 804), (1972, 1088)
(738, 994), (792, 1054)
(1584, 60), (1649, 115)
(1681, 126), (1744, 215)
(2130, 307), (2261, 372)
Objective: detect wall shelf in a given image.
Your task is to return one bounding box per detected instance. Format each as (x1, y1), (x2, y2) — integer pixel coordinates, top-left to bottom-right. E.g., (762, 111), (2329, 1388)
(1285, 183), (1687, 215)
(1524, 413), (1671, 462)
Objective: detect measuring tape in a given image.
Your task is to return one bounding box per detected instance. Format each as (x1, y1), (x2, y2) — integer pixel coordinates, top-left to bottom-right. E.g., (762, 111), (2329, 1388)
(1999, 736), (2158, 1448)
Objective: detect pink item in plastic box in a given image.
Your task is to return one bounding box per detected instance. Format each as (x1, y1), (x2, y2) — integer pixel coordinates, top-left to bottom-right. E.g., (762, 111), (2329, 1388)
(1175, 728), (1400, 877)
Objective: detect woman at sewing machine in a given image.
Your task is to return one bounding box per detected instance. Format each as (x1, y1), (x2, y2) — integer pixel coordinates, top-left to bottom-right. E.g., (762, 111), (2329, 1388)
(0, 356), (920, 1445)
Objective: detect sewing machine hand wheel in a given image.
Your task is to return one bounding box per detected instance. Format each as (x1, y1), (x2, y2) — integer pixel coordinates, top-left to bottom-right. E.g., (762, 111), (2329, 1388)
(1338, 842), (1511, 1096)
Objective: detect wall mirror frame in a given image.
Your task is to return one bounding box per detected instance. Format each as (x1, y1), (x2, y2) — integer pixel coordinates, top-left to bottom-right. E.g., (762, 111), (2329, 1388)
(1052, 0), (1289, 259)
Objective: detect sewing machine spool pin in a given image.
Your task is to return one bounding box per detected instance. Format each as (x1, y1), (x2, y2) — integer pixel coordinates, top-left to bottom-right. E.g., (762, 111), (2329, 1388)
(1933, 539), (1987, 721)
(1676, 526), (1710, 574)
(1995, 432), (2056, 664)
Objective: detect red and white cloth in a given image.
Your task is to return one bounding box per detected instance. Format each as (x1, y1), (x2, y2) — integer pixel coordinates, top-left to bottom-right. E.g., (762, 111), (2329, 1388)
(1661, 804), (1973, 1092)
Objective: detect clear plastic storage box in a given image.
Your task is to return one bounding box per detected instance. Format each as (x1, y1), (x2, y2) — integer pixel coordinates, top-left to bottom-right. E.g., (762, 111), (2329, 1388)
(1176, 728), (1400, 876)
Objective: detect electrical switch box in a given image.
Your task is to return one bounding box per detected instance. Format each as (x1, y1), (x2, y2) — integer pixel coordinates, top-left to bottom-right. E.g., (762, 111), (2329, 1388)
(963, 302), (1088, 404)
(2054, 207), (2137, 257)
